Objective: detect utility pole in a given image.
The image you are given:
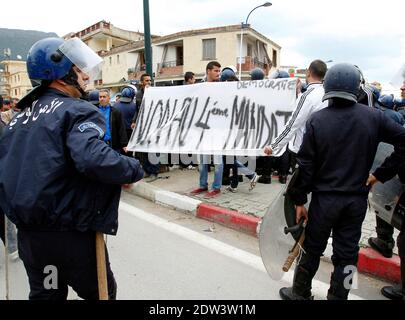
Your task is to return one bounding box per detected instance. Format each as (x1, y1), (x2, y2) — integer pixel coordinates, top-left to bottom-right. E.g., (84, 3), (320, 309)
(143, 0), (153, 81)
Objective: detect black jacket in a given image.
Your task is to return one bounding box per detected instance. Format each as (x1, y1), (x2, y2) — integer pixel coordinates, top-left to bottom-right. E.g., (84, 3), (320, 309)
(108, 106), (128, 151)
(132, 89), (145, 123)
(292, 100), (405, 205)
(0, 88), (144, 235)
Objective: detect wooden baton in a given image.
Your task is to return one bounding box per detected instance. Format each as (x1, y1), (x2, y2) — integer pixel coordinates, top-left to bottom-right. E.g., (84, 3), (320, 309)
(95, 232), (108, 300)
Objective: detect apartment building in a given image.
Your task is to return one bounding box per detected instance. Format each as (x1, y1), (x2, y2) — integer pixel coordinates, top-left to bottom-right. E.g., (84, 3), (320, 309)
(99, 24), (281, 92)
(0, 60), (32, 99)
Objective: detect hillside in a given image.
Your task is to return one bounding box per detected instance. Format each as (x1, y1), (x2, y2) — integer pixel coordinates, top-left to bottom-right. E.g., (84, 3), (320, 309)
(0, 28), (58, 61)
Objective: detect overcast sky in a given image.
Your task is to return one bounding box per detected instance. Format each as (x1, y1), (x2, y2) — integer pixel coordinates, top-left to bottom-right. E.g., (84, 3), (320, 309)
(1, 0), (404, 86)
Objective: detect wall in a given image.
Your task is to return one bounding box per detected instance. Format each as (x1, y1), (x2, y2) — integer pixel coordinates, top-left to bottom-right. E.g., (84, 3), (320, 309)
(183, 31), (238, 77)
(102, 51), (139, 85)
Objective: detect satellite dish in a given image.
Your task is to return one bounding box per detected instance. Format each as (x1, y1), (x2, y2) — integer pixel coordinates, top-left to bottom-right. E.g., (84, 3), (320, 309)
(16, 55), (22, 60)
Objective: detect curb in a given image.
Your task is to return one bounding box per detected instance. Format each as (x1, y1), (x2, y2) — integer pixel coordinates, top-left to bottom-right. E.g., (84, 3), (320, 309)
(357, 248), (401, 283)
(127, 182), (201, 214)
(196, 203), (261, 237)
(125, 183), (401, 284)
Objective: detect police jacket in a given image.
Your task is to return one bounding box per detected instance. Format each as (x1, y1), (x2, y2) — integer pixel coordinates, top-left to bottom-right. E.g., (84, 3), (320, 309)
(270, 83), (328, 156)
(292, 100), (405, 206)
(0, 88), (144, 235)
(114, 101), (138, 130)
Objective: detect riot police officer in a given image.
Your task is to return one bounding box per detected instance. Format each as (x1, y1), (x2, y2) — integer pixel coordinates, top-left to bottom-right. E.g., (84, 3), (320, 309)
(0, 37), (144, 300)
(280, 63), (405, 300)
(380, 161), (405, 300)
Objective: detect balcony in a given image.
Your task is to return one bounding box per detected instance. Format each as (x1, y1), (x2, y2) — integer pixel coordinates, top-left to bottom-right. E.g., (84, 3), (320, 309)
(128, 65), (147, 81)
(237, 56), (270, 74)
(156, 60), (184, 78)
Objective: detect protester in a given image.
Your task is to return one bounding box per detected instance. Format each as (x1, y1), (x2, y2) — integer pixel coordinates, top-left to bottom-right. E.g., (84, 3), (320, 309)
(191, 61), (224, 198)
(98, 89), (128, 153)
(1, 97), (21, 125)
(184, 71), (196, 85)
(264, 60), (328, 172)
(131, 73), (160, 182)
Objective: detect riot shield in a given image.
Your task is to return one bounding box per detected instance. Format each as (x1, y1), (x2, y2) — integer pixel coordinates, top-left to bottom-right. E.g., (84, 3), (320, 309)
(260, 169), (309, 280)
(369, 143), (405, 231)
(259, 184), (293, 280)
(0, 216), (29, 300)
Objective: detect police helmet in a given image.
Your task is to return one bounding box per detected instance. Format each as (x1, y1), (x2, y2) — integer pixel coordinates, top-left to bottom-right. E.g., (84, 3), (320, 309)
(88, 90), (100, 105)
(378, 94), (396, 110)
(27, 37), (103, 83)
(268, 69), (290, 79)
(250, 68), (265, 81)
(220, 68), (236, 82)
(120, 87), (136, 103)
(222, 65), (237, 74)
(322, 63), (361, 103)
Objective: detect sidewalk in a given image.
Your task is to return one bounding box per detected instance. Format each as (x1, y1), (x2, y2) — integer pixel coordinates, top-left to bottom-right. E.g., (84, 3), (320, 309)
(126, 167), (401, 283)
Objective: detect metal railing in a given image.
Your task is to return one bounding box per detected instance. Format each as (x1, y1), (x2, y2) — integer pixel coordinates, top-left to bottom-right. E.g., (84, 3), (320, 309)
(158, 59), (183, 69)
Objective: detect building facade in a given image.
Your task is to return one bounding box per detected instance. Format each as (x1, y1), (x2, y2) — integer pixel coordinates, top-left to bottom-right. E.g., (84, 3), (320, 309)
(0, 21), (283, 99)
(98, 24), (281, 92)
(0, 60), (32, 99)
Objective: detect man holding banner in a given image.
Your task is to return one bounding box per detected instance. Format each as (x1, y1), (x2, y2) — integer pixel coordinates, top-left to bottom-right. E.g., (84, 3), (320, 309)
(264, 60), (328, 167)
(191, 61), (225, 198)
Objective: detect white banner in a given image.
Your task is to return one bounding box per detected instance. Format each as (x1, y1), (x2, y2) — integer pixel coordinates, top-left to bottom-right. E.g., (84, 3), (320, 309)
(127, 79), (297, 156)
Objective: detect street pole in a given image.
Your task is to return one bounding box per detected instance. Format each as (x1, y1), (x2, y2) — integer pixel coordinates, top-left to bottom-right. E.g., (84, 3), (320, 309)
(238, 3), (272, 80)
(238, 24), (244, 80)
(143, 0), (153, 81)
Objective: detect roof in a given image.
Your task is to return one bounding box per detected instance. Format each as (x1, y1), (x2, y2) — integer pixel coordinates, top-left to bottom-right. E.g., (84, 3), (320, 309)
(101, 24), (281, 57)
(154, 24), (281, 49)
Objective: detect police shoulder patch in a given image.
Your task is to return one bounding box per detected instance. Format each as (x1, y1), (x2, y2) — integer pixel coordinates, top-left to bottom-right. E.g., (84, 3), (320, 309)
(78, 122), (104, 138)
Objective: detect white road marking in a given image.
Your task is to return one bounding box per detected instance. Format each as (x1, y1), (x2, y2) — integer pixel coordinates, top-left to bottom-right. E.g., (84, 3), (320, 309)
(119, 201), (363, 300)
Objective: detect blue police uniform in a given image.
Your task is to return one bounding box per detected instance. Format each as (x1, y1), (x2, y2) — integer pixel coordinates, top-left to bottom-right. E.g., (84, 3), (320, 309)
(291, 101), (405, 299)
(0, 88), (144, 299)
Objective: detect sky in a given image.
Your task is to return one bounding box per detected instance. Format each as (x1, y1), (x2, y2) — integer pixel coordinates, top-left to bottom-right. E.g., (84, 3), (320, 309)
(1, 0), (404, 87)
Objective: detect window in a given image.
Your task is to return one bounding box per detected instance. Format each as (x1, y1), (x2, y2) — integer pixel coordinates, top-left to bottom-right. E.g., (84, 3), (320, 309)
(117, 55), (120, 64)
(247, 44), (252, 57)
(202, 39), (216, 60)
(109, 57), (112, 66)
(272, 49), (278, 68)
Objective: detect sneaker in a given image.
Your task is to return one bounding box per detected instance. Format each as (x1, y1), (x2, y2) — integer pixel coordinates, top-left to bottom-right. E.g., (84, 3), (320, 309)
(249, 174), (261, 191)
(226, 186), (237, 193)
(204, 189), (221, 198)
(190, 187), (208, 195)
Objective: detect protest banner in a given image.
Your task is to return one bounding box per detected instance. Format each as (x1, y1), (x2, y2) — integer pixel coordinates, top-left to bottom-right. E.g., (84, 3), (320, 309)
(127, 79), (297, 156)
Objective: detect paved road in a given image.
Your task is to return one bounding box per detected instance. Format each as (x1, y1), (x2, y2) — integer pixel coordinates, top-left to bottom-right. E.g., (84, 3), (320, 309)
(0, 193), (390, 300)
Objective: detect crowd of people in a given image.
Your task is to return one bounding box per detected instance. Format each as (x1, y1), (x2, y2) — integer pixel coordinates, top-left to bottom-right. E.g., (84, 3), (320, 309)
(0, 36), (404, 301)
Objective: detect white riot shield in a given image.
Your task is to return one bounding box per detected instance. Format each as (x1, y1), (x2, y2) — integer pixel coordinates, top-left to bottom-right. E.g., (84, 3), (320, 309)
(260, 169), (310, 280)
(369, 143), (405, 230)
(1, 216), (29, 300)
(259, 184), (295, 280)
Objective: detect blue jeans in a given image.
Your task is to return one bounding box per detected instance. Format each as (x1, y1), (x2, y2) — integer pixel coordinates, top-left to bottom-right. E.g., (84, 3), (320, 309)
(199, 155), (224, 190)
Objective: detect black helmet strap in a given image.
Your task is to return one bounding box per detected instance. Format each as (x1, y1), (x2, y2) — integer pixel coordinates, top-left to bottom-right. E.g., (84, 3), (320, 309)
(61, 67), (87, 98)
